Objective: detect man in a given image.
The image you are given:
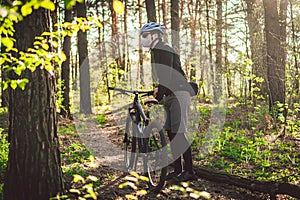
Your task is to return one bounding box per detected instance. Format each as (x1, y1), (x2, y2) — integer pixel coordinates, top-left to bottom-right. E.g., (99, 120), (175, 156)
(140, 22), (196, 182)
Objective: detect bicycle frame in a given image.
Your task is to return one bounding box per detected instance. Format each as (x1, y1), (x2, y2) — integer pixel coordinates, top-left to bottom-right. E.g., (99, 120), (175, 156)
(109, 86), (154, 138)
(109, 86), (167, 190)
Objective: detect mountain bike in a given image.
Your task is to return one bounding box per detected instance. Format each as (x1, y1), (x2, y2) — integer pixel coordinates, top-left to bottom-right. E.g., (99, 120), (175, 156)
(108, 87), (167, 191)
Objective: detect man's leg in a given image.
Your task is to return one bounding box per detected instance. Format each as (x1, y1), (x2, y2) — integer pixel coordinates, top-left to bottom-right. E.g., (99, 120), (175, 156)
(182, 136), (193, 173)
(171, 132), (195, 182)
(167, 131), (182, 174)
(164, 96), (182, 179)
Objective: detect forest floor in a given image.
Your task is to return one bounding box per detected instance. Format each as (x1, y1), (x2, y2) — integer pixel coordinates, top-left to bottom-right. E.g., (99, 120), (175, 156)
(58, 103), (299, 200)
(0, 103), (298, 200)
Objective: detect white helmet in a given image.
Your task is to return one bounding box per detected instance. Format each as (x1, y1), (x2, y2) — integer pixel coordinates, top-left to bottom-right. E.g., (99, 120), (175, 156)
(140, 22), (166, 35)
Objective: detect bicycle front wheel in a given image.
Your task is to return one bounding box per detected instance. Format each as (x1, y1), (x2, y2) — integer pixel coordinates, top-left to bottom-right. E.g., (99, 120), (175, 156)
(143, 121), (167, 191)
(124, 115), (137, 171)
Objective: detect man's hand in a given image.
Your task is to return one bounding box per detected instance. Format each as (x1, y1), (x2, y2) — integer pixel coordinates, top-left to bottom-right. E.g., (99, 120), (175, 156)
(153, 87), (158, 97)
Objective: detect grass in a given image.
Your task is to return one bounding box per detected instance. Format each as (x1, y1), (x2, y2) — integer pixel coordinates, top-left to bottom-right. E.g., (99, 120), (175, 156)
(193, 102), (300, 184)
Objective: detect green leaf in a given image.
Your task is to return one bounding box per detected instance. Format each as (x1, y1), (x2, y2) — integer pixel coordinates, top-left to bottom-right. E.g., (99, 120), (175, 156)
(136, 189), (147, 196)
(40, 0), (55, 11)
(12, 1), (23, 6)
(86, 188), (97, 200)
(198, 191), (211, 199)
(14, 66), (24, 76)
(59, 51), (66, 62)
(42, 43), (49, 50)
(69, 189), (81, 195)
(1, 37), (14, 50)
(10, 80), (17, 90)
(45, 63), (54, 72)
(129, 171), (139, 178)
(73, 174), (85, 183)
(87, 175), (98, 182)
(125, 176), (138, 183)
(113, 0), (124, 14)
(2, 81), (8, 91)
(95, 20), (102, 28)
(138, 175), (149, 182)
(21, 3), (33, 16)
(125, 194), (137, 200)
(18, 79), (29, 90)
(65, 0), (77, 10)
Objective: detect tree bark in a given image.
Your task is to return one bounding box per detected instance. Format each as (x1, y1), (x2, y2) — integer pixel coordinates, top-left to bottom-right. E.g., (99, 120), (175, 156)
(290, 1), (299, 95)
(262, 0), (286, 109)
(161, 0), (167, 26)
(61, 6), (72, 118)
(4, 7), (64, 200)
(138, 0), (144, 86)
(245, 0), (267, 104)
(110, 0), (118, 36)
(171, 0), (180, 53)
(145, 0), (157, 22)
(161, 0), (168, 42)
(77, 0), (92, 114)
(214, 0), (223, 103)
(188, 0), (199, 81)
(205, 0), (213, 96)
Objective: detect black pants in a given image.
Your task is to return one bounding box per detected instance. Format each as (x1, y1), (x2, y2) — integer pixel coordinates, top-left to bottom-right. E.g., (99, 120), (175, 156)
(167, 131), (193, 173)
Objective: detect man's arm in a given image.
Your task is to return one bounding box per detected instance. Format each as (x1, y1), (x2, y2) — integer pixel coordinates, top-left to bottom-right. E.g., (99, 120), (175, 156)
(154, 48), (174, 101)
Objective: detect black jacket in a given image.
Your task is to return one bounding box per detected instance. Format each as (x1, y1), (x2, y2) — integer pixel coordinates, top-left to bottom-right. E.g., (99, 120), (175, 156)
(151, 39), (188, 101)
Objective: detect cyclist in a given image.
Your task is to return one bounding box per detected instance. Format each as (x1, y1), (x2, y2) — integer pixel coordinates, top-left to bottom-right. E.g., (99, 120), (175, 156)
(140, 22), (196, 182)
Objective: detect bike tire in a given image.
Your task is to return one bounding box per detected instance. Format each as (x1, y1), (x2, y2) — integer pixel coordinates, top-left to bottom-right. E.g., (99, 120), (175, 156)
(143, 121), (167, 191)
(124, 115), (137, 171)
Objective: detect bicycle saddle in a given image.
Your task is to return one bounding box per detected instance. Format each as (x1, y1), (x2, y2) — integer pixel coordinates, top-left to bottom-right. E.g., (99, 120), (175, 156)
(144, 98), (159, 105)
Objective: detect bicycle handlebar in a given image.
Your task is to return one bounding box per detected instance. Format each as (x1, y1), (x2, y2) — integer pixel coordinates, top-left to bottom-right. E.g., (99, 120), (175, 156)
(108, 87), (154, 96)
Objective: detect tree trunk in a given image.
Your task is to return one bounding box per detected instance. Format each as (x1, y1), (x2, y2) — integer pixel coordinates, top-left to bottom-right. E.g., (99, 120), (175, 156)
(123, 0), (128, 76)
(145, 0), (157, 22)
(245, 0), (266, 104)
(61, 6), (72, 118)
(188, 0), (199, 81)
(162, 0), (167, 26)
(290, 1), (299, 96)
(224, 1), (232, 98)
(205, 0), (213, 96)
(262, 0), (286, 109)
(77, 0), (92, 114)
(161, 0), (168, 42)
(171, 0), (180, 53)
(110, 0), (118, 36)
(138, 0), (144, 86)
(4, 8), (64, 200)
(214, 0), (223, 103)
(279, 0), (288, 65)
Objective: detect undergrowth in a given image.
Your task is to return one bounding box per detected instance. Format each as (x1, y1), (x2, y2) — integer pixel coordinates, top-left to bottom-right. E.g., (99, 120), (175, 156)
(193, 102), (300, 184)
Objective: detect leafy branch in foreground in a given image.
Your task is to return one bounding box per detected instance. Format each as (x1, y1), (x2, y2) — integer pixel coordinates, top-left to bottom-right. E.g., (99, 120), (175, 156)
(0, 1), (102, 91)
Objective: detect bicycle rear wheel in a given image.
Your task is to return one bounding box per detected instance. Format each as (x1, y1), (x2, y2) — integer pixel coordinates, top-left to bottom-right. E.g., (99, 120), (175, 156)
(143, 121), (167, 191)
(124, 115), (137, 171)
